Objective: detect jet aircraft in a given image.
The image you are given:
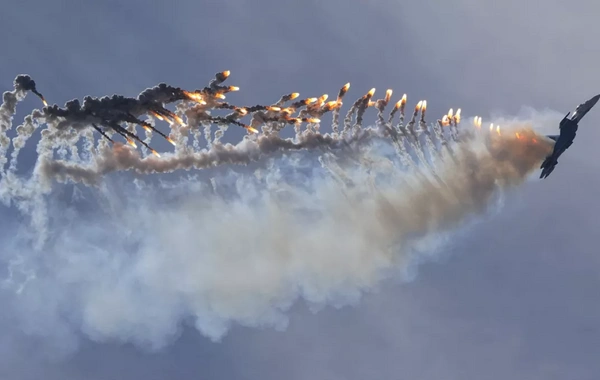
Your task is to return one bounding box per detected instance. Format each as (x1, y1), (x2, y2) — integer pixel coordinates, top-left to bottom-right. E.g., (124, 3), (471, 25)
(539, 94), (600, 179)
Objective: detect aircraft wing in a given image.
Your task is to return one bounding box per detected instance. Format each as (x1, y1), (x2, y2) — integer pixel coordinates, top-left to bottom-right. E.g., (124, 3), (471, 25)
(546, 135), (560, 142)
(570, 94), (600, 123)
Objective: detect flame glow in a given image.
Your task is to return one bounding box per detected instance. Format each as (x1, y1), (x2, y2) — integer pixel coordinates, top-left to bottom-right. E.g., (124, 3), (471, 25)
(385, 89), (393, 103)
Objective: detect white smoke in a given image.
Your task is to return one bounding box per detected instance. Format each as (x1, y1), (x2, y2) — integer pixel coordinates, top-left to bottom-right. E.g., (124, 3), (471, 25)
(0, 76), (555, 353)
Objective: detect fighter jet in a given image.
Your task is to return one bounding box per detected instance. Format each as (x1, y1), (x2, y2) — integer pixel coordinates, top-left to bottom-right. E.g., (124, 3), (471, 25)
(539, 94), (600, 179)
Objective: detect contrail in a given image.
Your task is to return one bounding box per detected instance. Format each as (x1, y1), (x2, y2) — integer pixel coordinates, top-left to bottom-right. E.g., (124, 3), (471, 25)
(0, 72), (554, 352)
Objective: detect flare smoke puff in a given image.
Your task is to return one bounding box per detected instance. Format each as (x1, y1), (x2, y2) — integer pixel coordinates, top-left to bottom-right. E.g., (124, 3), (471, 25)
(0, 71), (555, 350)
(14, 75), (47, 106)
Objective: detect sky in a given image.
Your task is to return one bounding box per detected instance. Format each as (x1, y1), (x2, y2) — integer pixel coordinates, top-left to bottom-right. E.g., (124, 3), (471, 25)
(1, 0), (600, 379)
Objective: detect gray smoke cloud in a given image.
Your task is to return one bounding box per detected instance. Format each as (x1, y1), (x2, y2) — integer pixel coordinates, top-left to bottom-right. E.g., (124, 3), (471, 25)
(0, 74), (555, 354)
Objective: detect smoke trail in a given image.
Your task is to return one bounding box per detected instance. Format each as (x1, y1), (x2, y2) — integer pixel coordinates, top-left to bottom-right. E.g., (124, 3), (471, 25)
(0, 73), (554, 353)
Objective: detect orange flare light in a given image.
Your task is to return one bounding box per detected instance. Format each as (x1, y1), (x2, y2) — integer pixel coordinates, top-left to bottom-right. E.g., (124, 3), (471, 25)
(267, 106), (281, 111)
(167, 137), (176, 146)
(245, 126), (259, 134)
(421, 100), (427, 111)
(441, 115), (450, 126)
(228, 86), (239, 92)
(385, 89), (393, 103)
(127, 139), (137, 148)
(367, 88), (376, 97)
(401, 94), (407, 104)
(42, 99), (48, 107)
(317, 94), (328, 106)
(290, 92), (300, 100)
(221, 70), (231, 78)
(183, 91), (207, 105)
(325, 100), (338, 110)
(151, 149), (161, 157)
(415, 100), (423, 111)
(305, 97), (318, 104)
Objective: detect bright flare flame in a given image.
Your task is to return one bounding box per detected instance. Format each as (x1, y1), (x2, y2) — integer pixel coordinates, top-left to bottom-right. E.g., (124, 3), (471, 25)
(151, 149), (160, 157)
(308, 118), (321, 123)
(415, 100), (423, 111)
(305, 97), (318, 104)
(496, 125), (501, 135)
(245, 126), (259, 133)
(228, 86), (240, 92)
(127, 139), (137, 148)
(221, 70), (231, 78)
(401, 94), (407, 105)
(385, 89), (393, 103)
(441, 115), (450, 126)
(290, 92), (300, 100)
(166, 137), (176, 146)
(214, 93), (226, 100)
(317, 94), (328, 106)
(183, 91), (207, 105)
(42, 98), (48, 107)
(267, 106), (281, 111)
(174, 115), (185, 125)
(473, 116), (482, 128)
(421, 100), (427, 111)
(325, 100), (339, 110)
(367, 88), (376, 97)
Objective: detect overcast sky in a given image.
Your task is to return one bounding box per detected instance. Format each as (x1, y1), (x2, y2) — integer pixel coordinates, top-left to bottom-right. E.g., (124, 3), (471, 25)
(1, 0), (599, 379)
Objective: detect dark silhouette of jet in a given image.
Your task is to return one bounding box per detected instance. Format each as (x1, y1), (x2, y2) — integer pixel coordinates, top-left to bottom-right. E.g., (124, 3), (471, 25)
(540, 94), (600, 179)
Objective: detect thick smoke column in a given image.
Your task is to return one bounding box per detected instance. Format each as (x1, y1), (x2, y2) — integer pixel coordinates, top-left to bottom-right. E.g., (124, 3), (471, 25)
(0, 72), (554, 352)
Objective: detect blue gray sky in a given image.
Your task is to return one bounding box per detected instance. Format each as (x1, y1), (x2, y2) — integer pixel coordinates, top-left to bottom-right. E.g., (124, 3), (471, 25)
(1, 0), (599, 379)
